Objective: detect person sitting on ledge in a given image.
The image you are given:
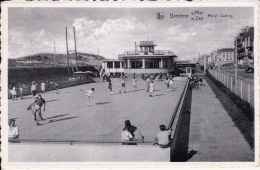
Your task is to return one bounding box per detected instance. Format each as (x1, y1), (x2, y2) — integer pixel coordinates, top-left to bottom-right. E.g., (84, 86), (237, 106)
(155, 124), (172, 148)
(8, 119), (19, 143)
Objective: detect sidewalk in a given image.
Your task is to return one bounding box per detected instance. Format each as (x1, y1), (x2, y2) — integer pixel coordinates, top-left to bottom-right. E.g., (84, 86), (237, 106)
(188, 76), (254, 161)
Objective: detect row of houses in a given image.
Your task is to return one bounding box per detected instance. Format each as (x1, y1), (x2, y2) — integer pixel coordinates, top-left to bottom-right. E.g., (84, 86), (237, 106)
(199, 26), (254, 68)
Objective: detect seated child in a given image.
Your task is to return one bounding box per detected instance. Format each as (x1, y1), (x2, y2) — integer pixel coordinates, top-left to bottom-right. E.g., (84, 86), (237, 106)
(155, 124), (172, 148)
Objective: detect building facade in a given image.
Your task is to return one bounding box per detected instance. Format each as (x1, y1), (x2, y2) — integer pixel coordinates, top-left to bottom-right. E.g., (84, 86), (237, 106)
(236, 26), (254, 67)
(216, 48), (235, 66)
(102, 41), (177, 75)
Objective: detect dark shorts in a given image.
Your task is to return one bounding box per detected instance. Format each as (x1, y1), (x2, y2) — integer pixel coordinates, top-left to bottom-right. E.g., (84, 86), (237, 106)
(32, 90), (36, 96)
(122, 83), (125, 87)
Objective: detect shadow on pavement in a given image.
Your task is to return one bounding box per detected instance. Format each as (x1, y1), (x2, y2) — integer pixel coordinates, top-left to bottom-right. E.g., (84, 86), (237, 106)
(46, 114), (69, 119)
(153, 94), (165, 97)
(96, 102), (110, 105)
(42, 116), (79, 125)
(46, 99), (61, 103)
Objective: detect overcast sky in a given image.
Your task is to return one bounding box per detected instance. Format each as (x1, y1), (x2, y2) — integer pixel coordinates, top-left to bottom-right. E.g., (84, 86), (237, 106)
(8, 7), (253, 60)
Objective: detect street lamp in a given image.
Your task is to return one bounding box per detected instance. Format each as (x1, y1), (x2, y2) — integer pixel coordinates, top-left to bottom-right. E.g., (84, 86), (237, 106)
(234, 37), (238, 94)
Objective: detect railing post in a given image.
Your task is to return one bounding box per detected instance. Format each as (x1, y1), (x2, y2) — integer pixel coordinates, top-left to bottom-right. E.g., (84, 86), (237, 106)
(240, 80), (243, 99)
(247, 84), (250, 104)
(231, 78), (233, 92)
(224, 74), (225, 86)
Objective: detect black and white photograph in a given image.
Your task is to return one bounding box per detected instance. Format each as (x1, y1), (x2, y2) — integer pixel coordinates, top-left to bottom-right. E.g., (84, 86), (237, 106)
(1, 0), (259, 168)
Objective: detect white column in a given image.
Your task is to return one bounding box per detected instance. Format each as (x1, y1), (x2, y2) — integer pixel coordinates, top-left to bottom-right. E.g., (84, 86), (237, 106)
(142, 58), (145, 69)
(127, 59), (130, 69)
(112, 62), (115, 69)
(120, 62), (122, 69)
(161, 58), (163, 68)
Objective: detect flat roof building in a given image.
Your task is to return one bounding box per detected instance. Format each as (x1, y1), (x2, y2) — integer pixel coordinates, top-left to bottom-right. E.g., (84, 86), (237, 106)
(102, 41), (177, 75)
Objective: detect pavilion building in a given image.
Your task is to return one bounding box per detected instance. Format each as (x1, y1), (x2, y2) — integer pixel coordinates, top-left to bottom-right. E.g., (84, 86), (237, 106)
(102, 41), (177, 76)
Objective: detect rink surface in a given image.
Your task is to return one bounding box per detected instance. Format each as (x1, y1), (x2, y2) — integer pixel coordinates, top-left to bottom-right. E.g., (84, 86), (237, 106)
(8, 77), (188, 142)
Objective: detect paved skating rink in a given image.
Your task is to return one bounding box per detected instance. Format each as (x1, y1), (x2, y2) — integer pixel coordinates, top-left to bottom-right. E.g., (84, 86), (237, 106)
(8, 77), (188, 143)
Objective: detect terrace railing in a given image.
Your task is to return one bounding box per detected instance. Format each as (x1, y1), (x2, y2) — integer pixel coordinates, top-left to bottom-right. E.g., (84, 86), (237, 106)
(208, 69), (254, 107)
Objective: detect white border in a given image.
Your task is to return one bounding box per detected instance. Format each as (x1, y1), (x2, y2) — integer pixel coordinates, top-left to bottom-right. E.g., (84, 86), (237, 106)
(1, 0), (259, 169)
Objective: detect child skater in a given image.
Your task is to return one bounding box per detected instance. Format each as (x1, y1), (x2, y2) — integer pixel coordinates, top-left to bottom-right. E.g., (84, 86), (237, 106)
(165, 77), (170, 92)
(149, 81), (154, 97)
(119, 75), (126, 93)
(108, 78), (114, 95)
(132, 77), (137, 91)
(80, 88), (95, 106)
(12, 86), (17, 100)
(169, 78), (174, 91)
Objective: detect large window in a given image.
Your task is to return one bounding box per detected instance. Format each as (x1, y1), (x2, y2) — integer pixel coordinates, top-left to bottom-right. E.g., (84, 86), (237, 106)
(107, 62), (113, 68)
(131, 60), (142, 68)
(115, 62), (120, 68)
(145, 59), (160, 68)
(163, 59), (171, 68)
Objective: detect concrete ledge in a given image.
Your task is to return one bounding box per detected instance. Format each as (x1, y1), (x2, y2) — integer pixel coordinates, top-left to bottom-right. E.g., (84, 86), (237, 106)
(9, 143), (170, 162)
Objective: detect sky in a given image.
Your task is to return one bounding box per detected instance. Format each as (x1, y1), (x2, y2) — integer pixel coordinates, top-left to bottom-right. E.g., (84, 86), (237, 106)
(8, 7), (254, 61)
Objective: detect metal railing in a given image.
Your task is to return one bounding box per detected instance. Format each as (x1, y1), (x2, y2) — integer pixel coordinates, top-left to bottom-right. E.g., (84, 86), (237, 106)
(208, 69), (254, 107)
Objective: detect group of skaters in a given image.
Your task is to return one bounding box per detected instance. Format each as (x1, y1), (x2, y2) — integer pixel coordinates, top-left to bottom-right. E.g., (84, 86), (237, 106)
(9, 81), (60, 100)
(102, 73), (176, 97)
(121, 120), (173, 148)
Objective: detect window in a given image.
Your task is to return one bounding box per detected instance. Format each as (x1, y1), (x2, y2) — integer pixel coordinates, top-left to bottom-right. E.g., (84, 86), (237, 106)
(145, 59), (160, 68)
(107, 62), (113, 68)
(130, 60), (142, 68)
(115, 62), (120, 68)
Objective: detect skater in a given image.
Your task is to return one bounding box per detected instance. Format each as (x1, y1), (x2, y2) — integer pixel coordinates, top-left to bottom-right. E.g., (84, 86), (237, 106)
(19, 85), (23, 99)
(146, 76), (151, 92)
(8, 119), (19, 142)
(12, 86), (17, 100)
(55, 82), (59, 94)
(132, 77), (137, 91)
(31, 81), (37, 97)
(149, 81), (154, 97)
(108, 78), (114, 95)
(27, 94), (46, 126)
(155, 124), (172, 148)
(165, 77), (170, 92)
(119, 75), (126, 93)
(41, 81), (46, 94)
(169, 78), (174, 90)
(80, 88), (95, 106)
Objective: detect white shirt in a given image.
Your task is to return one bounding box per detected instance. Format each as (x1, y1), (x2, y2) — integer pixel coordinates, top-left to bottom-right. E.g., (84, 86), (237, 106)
(8, 126), (19, 139)
(121, 130), (133, 141)
(156, 130), (172, 145)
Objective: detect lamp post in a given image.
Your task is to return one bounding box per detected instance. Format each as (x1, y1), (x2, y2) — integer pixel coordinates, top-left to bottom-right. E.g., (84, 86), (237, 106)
(235, 37), (238, 94)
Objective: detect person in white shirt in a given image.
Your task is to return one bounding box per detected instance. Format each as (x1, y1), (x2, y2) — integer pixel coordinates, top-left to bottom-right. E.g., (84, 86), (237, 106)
(121, 126), (133, 145)
(31, 81), (37, 97)
(41, 81), (46, 94)
(169, 79), (174, 90)
(155, 124), (172, 148)
(132, 77), (137, 91)
(80, 88), (95, 106)
(8, 119), (19, 142)
(149, 81), (154, 97)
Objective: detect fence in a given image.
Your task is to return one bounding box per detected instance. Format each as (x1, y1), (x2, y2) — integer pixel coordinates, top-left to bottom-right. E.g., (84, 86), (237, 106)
(208, 69), (254, 107)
